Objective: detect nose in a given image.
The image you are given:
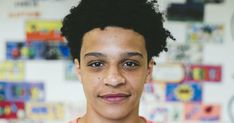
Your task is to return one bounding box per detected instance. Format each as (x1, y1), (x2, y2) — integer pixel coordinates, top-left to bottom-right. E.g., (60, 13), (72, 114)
(103, 66), (126, 87)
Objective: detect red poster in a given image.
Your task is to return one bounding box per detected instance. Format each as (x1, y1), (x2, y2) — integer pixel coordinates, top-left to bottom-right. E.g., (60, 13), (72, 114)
(0, 101), (25, 119)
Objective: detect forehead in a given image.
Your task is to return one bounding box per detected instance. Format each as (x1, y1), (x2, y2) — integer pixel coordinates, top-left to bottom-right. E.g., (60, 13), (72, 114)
(80, 26), (147, 59)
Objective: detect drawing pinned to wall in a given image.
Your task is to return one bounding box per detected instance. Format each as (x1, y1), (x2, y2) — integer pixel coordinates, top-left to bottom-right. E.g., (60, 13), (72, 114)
(185, 64), (222, 82)
(26, 102), (64, 120)
(142, 83), (166, 103)
(6, 41), (71, 60)
(166, 3), (204, 21)
(25, 20), (63, 41)
(141, 103), (184, 123)
(187, 0), (225, 4)
(184, 103), (221, 121)
(2, 82), (45, 102)
(166, 82), (202, 102)
(186, 23), (224, 44)
(0, 61), (25, 81)
(166, 43), (203, 63)
(151, 63), (185, 83)
(65, 61), (78, 81)
(0, 101), (25, 119)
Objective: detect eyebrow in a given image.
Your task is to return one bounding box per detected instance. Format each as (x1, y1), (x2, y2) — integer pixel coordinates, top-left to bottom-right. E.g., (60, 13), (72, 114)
(84, 52), (143, 59)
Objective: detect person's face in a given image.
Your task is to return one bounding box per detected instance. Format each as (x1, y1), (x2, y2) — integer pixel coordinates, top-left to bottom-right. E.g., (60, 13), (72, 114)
(75, 26), (154, 120)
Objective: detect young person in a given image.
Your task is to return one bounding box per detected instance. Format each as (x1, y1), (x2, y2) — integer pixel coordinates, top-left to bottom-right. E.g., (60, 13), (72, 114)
(61, 0), (174, 123)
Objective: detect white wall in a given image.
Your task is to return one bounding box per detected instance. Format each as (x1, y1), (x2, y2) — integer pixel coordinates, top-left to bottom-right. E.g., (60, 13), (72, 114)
(0, 0), (234, 122)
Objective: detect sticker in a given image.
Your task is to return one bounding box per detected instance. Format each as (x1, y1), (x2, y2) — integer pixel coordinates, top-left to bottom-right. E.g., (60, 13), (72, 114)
(166, 82), (202, 102)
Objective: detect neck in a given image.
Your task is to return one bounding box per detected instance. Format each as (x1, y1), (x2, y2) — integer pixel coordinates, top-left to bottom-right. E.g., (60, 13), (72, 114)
(79, 105), (145, 123)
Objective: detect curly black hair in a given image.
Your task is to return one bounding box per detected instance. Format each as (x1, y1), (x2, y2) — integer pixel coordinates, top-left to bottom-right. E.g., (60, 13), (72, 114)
(61, 0), (175, 61)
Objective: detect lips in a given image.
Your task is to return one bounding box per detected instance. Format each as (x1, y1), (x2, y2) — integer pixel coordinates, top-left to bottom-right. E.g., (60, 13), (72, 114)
(98, 93), (131, 103)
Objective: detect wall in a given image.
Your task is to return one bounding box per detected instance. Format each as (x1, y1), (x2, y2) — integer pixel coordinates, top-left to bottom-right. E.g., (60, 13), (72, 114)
(0, 0), (234, 122)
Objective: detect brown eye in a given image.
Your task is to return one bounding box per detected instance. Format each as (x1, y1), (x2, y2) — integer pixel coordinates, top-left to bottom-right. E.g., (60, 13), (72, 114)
(123, 61), (139, 69)
(88, 61), (104, 68)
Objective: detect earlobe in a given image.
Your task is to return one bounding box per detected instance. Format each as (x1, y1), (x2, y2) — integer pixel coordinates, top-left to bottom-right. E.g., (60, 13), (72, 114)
(74, 58), (82, 81)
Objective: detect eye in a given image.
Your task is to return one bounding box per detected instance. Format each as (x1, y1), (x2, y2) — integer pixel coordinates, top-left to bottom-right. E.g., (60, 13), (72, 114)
(88, 61), (104, 68)
(123, 61), (139, 69)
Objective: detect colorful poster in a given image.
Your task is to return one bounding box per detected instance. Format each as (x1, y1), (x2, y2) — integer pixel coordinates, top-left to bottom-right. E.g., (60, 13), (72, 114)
(166, 43), (203, 64)
(6, 41), (71, 60)
(141, 103), (184, 123)
(184, 103), (221, 121)
(142, 83), (165, 102)
(0, 101), (25, 119)
(187, 23), (224, 44)
(25, 20), (63, 41)
(5, 82), (45, 102)
(151, 63), (185, 83)
(26, 102), (64, 120)
(0, 82), (7, 101)
(0, 61), (25, 81)
(185, 64), (222, 82)
(65, 61), (78, 81)
(166, 83), (202, 102)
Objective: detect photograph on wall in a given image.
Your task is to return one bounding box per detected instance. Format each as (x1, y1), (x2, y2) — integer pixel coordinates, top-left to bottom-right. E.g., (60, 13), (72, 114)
(184, 64), (222, 82)
(6, 41), (71, 60)
(166, 43), (203, 64)
(0, 101), (25, 119)
(26, 102), (64, 120)
(186, 23), (224, 44)
(151, 63), (185, 83)
(166, 82), (203, 102)
(0, 61), (25, 81)
(184, 103), (221, 121)
(0, 82), (7, 101)
(25, 20), (63, 41)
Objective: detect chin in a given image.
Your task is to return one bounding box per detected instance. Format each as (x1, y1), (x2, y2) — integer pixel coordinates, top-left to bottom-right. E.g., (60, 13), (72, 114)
(99, 108), (131, 120)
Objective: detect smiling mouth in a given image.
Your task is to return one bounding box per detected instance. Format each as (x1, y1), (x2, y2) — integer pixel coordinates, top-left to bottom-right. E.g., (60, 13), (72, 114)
(98, 93), (131, 103)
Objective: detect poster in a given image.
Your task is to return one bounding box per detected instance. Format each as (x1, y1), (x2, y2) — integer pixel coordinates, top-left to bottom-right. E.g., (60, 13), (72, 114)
(25, 20), (63, 41)
(65, 61), (78, 81)
(166, 82), (202, 102)
(26, 102), (64, 120)
(184, 103), (221, 121)
(166, 43), (203, 63)
(0, 101), (25, 119)
(141, 102), (184, 123)
(0, 61), (25, 81)
(142, 83), (166, 102)
(6, 41), (71, 60)
(151, 63), (185, 83)
(4, 82), (45, 102)
(185, 64), (222, 82)
(187, 23), (224, 44)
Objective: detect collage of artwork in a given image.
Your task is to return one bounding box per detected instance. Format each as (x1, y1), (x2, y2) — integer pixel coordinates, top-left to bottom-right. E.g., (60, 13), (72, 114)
(0, 0), (232, 123)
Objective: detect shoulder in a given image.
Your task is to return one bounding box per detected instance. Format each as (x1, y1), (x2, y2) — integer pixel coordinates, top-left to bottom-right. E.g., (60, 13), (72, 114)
(69, 118), (78, 123)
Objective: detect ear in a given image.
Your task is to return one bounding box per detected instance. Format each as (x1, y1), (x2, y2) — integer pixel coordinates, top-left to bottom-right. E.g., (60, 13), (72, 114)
(74, 58), (82, 82)
(146, 58), (155, 83)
